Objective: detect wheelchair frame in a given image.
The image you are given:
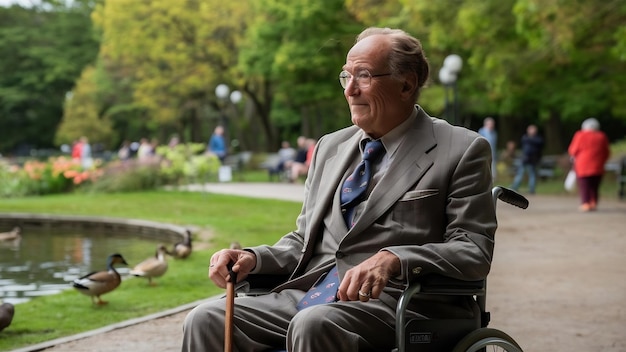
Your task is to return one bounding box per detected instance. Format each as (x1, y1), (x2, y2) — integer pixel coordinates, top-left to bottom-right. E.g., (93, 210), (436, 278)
(394, 186), (528, 352)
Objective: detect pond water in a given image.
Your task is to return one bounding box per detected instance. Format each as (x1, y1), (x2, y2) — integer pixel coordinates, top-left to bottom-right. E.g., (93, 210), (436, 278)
(0, 229), (167, 305)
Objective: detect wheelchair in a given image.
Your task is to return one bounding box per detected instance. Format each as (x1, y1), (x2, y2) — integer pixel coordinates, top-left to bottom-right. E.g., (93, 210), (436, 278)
(236, 186), (528, 352)
(393, 186), (528, 352)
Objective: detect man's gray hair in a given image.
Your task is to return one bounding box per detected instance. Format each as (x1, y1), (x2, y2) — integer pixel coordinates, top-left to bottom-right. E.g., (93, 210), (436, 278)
(356, 27), (430, 101)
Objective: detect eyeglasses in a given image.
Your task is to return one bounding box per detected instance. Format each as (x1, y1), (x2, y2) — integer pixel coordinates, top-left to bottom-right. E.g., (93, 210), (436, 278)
(339, 69), (392, 89)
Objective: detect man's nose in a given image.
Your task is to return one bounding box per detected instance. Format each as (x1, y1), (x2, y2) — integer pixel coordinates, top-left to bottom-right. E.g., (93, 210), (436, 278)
(344, 78), (359, 95)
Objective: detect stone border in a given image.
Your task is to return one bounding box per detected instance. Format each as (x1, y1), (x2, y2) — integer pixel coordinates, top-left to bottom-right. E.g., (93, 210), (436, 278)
(0, 212), (190, 243)
(9, 296), (220, 352)
(11, 295), (223, 352)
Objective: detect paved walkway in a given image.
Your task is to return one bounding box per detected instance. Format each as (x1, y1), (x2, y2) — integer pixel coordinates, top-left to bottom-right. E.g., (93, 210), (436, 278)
(179, 182), (305, 202)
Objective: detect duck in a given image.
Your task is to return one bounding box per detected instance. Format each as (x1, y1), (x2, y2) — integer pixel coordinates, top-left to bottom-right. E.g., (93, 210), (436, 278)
(0, 226), (21, 241)
(130, 244), (169, 286)
(169, 230), (192, 259)
(0, 302), (15, 332)
(72, 253), (128, 305)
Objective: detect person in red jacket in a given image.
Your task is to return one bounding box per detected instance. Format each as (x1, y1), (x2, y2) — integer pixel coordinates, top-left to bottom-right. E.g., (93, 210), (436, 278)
(71, 139), (83, 161)
(568, 118), (610, 211)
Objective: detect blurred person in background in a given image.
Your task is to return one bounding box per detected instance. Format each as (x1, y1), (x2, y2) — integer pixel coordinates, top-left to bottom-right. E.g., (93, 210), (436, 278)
(208, 125), (227, 163)
(511, 124), (544, 194)
(568, 118), (610, 212)
(478, 117), (497, 179)
(71, 138), (83, 161)
(289, 138), (316, 183)
(79, 136), (93, 170)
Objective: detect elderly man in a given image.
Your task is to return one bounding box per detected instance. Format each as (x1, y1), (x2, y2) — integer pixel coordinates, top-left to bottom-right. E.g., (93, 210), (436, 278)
(182, 27), (495, 351)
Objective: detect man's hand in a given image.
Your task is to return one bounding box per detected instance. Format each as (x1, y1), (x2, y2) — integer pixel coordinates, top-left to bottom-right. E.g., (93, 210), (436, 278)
(208, 249), (256, 288)
(337, 251), (401, 302)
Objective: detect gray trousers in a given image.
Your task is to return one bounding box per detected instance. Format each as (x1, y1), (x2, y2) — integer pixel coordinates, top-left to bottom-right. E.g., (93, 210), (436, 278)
(182, 288), (476, 351)
(181, 289), (399, 351)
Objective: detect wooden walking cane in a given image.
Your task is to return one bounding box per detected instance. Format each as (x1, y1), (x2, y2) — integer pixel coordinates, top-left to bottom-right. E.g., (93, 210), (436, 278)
(225, 262), (237, 352)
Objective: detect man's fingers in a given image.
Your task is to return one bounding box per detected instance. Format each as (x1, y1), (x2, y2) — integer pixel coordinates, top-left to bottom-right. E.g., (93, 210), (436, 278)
(358, 281), (372, 302)
(370, 282), (383, 299)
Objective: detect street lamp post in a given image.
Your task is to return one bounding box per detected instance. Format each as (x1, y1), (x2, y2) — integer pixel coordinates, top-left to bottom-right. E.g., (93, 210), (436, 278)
(215, 84), (243, 150)
(438, 54), (463, 125)
(228, 90), (242, 151)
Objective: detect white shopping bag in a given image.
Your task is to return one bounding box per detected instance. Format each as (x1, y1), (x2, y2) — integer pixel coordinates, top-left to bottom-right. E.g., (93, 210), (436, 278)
(219, 166), (233, 182)
(564, 170), (576, 192)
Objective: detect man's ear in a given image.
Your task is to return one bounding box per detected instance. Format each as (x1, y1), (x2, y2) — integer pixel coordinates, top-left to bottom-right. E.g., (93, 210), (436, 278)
(401, 73), (418, 99)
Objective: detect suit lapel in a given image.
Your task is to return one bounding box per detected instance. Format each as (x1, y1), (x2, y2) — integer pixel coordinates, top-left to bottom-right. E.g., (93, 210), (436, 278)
(312, 135), (362, 222)
(297, 133), (362, 264)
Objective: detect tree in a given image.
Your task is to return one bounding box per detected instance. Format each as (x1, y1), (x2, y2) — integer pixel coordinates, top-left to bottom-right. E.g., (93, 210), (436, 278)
(395, 0), (626, 153)
(239, 0), (361, 148)
(55, 66), (114, 147)
(512, 0), (626, 150)
(5, 0), (625, 156)
(91, 0), (251, 147)
(0, 0), (99, 154)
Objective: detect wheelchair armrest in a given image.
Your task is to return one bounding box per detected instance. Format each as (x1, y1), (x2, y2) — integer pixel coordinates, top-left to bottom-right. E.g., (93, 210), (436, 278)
(417, 274), (485, 295)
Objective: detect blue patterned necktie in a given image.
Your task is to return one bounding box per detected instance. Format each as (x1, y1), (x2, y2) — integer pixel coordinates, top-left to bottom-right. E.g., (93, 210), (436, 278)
(295, 266), (339, 310)
(295, 140), (385, 311)
(340, 139), (386, 227)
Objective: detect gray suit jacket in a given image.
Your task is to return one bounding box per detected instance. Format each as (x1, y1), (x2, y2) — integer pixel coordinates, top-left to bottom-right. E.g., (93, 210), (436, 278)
(250, 106), (496, 302)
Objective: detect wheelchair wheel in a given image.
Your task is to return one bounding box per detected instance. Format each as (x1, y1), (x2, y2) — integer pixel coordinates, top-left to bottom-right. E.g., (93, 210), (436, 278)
(452, 327), (523, 352)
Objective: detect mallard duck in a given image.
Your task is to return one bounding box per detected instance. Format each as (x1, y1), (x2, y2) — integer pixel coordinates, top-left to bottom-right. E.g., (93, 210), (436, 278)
(170, 230), (192, 259)
(0, 226), (20, 241)
(0, 302), (14, 332)
(130, 244), (168, 285)
(72, 253), (128, 305)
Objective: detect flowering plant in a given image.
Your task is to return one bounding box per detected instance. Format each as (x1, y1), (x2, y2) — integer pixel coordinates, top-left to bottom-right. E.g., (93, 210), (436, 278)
(1, 156), (102, 197)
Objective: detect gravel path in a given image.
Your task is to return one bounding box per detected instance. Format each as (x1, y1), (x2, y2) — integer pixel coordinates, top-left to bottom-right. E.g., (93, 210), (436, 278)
(15, 184), (626, 352)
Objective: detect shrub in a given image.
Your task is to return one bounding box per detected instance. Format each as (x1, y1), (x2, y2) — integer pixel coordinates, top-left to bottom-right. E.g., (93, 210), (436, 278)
(0, 143), (221, 196)
(156, 143), (220, 184)
(0, 156), (102, 197)
(79, 143), (220, 193)
(0, 160), (29, 197)
(78, 159), (162, 193)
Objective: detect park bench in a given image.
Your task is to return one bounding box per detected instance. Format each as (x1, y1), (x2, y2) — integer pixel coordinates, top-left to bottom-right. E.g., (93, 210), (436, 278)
(258, 153), (293, 182)
(537, 155), (559, 180)
(605, 156), (626, 200)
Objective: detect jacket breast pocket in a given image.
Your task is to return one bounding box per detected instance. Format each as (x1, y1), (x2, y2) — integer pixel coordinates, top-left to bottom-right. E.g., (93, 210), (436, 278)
(399, 189), (439, 201)
(392, 189), (440, 225)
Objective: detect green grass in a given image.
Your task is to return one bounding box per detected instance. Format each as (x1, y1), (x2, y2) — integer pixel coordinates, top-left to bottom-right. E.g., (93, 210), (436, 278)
(0, 190), (302, 351)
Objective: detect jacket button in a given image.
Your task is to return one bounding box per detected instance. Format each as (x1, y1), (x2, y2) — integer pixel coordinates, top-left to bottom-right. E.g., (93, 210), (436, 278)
(412, 267), (422, 274)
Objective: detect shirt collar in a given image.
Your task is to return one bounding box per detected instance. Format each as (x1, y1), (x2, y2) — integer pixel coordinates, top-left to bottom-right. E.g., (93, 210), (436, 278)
(359, 106), (417, 159)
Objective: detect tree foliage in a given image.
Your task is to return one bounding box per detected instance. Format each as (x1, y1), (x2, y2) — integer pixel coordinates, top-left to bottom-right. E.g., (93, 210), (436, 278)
(395, 0), (626, 151)
(55, 65), (114, 146)
(239, 0), (361, 145)
(1, 0), (625, 155)
(0, 0), (99, 154)
(86, 0), (251, 148)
